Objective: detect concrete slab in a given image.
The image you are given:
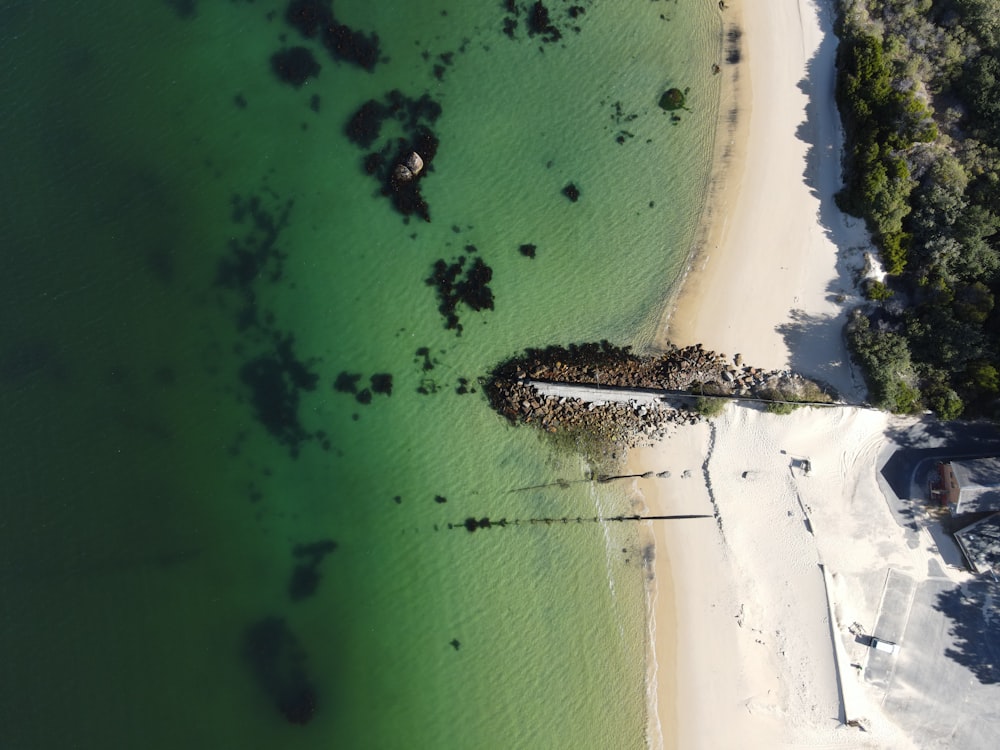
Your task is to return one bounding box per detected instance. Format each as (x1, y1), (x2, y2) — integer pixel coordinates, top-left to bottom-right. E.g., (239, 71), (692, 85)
(866, 569), (916, 691)
(873, 579), (1000, 748)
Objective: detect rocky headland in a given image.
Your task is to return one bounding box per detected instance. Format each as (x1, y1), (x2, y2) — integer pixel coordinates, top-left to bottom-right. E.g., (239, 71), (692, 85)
(485, 341), (834, 450)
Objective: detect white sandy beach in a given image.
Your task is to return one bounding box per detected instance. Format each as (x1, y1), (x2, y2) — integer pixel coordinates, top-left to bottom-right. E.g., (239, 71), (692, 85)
(635, 0), (947, 747)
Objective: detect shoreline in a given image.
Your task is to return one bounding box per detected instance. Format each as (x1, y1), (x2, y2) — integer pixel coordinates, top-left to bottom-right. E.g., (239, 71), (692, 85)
(637, 0), (883, 746)
(653, 0), (750, 358)
(641, 0), (751, 742)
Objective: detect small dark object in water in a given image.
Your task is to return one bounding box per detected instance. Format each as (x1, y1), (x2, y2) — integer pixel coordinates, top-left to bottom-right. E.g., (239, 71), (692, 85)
(345, 99), (389, 148)
(658, 88), (686, 111)
(309, 94), (321, 112)
(416, 347), (435, 371)
(425, 255), (495, 333)
(463, 517), (494, 532)
(526, 1), (561, 42)
(355, 388), (372, 405)
(271, 47), (321, 88)
(288, 539), (338, 601)
(334, 371), (361, 393)
(288, 565), (320, 601)
(394, 495), (402, 504)
(435, 494), (447, 504)
(164, 0), (196, 19)
(370, 373), (393, 395)
(450, 638), (461, 651)
(562, 183), (580, 202)
(234, 93), (248, 109)
(519, 243), (537, 258)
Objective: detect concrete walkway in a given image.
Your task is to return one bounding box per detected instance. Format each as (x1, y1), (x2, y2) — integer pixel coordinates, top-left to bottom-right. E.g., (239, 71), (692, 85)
(526, 380), (668, 406)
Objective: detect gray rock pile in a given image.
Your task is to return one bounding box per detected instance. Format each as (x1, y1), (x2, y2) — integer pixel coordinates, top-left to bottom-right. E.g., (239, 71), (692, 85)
(485, 341), (832, 449)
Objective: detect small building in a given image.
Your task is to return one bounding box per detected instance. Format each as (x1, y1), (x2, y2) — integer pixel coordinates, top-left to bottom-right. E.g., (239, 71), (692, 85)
(937, 458), (1000, 515)
(953, 513), (1000, 580)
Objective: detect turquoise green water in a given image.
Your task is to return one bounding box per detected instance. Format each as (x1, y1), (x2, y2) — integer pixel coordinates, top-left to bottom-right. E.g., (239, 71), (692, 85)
(0, 1), (719, 747)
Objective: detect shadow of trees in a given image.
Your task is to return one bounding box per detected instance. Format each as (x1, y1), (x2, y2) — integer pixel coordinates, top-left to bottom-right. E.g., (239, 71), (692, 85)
(878, 419), (1000, 527)
(773, 1), (871, 401)
(881, 417), (1000, 453)
(776, 309), (860, 399)
(934, 581), (1000, 685)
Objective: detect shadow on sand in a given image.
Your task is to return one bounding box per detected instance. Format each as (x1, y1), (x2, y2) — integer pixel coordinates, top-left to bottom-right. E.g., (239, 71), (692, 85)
(774, 0), (869, 401)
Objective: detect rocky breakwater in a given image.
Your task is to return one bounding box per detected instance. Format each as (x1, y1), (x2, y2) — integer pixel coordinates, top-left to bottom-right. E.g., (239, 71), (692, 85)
(484, 341), (834, 450)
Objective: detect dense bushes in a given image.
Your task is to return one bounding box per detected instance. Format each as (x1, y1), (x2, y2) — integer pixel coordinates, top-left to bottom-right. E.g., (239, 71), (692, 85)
(846, 311), (921, 412)
(836, 0), (1000, 418)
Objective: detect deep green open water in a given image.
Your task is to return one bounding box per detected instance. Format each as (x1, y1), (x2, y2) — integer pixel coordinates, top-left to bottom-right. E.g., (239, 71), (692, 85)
(0, 1), (720, 747)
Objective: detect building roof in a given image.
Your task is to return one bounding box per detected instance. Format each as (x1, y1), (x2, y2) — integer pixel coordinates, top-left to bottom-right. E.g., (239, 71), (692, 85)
(951, 458), (1000, 514)
(954, 513), (1000, 580)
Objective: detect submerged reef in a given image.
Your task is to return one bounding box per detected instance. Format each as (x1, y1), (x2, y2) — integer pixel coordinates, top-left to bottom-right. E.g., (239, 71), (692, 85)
(270, 47), (321, 88)
(243, 617), (318, 725)
(216, 190), (326, 456)
(658, 86), (690, 113)
(289, 539), (338, 601)
(284, 0), (381, 72)
(345, 91), (443, 221)
(239, 335), (319, 456)
(426, 255), (495, 334)
(216, 192), (292, 331)
(332, 371), (393, 405)
(502, 1), (592, 42)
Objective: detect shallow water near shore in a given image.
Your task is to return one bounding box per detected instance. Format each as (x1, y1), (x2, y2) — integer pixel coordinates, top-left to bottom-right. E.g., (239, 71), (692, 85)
(0, 1), (719, 747)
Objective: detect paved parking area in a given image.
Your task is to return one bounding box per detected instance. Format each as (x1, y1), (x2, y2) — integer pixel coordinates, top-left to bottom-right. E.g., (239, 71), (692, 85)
(865, 569), (916, 690)
(871, 578), (1000, 748)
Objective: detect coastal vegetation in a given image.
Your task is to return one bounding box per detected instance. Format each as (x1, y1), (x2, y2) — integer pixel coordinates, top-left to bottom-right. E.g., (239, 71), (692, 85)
(694, 395), (728, 418)
(835, 0), (1000, 417)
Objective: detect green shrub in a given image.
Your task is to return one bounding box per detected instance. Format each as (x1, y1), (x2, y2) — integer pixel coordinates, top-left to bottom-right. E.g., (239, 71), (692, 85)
(694, 396), (727, 418)
(865, 280), (894, 301)
(880, 231), (910, 275)
(765, 400), (798, 415)
(757, 388), (800, 415)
